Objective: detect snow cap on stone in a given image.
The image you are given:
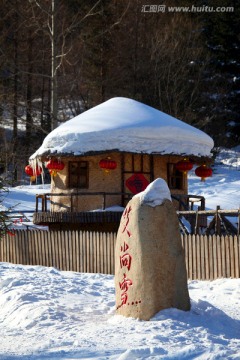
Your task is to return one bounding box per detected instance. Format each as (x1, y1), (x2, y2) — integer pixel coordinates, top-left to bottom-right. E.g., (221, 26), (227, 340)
(136, 178), (172, 207)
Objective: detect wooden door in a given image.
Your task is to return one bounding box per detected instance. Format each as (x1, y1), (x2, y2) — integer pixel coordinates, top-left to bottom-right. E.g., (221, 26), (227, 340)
(121, 153), (154, 206)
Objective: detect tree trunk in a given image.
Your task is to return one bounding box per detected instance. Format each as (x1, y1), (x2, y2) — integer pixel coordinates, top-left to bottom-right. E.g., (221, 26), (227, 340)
(51, 0), (58, 130)
(26, 31), (33, 148)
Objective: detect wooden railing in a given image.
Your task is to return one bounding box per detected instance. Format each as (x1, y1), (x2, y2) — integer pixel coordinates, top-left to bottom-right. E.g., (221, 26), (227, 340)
(35, 192), (133, 212)
(35, 192), (205, 212)
(178, 207), (240, 236)
(1, 230), (239, 280)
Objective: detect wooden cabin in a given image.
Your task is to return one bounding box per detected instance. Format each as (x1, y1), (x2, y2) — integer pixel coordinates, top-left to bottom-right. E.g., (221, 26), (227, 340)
(30, 97), (214, 230)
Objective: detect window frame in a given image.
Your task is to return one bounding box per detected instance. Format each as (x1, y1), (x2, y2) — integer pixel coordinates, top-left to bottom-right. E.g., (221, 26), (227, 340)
(68, 161), (89, 189)
(167, 163), (184, 190)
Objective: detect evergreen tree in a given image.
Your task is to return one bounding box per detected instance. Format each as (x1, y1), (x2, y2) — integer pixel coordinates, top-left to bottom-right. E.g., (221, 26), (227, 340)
(201, 0), (240, 146)
(0, 178), (12, 238)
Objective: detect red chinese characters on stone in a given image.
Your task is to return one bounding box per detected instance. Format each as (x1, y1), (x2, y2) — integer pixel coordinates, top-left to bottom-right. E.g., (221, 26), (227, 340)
(118, 206), (134, 307)
(117, 205), (142, 310)
(121, 206), (132, 237)
(120, 253), (132, 271)
(121, 292), (128, 305)
(119, 273), (133, 304)
(121, 241), (129, 252)
(119, 273), (133, 291)
(120, 241), (132, 271)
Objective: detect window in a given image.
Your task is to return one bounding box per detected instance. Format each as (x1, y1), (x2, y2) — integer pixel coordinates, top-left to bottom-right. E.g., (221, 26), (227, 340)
(167, 163), (184, 190)
(69, 161), (89, 188)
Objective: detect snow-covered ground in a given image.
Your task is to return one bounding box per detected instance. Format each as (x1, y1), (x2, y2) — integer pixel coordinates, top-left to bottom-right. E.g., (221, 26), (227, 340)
(189, 147), (240, 210)
(0, 264), (239, 360)
(0, 147), (240, 359)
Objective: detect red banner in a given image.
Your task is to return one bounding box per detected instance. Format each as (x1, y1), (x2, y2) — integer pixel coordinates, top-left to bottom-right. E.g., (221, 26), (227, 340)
(125, 174), (149, 194)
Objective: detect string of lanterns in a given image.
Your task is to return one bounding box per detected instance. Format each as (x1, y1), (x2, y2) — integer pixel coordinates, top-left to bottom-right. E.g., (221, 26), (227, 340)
(25, 157), (117, 178)
(25, 157), (211, 183)
(25, 159), (65, 182)
(98, 156), (212, 182)
(175, 158), (212, 181)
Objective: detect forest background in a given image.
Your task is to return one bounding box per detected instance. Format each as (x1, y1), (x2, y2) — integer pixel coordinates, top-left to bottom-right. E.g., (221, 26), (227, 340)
(0, 0), (239, 183)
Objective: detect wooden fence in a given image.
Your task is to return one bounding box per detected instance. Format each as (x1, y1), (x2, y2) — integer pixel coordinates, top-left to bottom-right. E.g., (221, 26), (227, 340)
(0, 230), (239, 280)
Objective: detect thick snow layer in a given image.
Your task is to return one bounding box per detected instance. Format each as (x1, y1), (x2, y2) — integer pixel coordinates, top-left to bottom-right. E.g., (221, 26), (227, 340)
(136, 178), (172, 207)
(30, 97), (214, 159)
(0, 263), (239, 359)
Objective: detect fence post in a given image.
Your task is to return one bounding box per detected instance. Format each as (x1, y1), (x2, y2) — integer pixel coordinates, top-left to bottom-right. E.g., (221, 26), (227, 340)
(36, 195), (39, 212)
(102, 193), (106, 210)
(238, 209), (240, 236)
(215, 206), (221, 235)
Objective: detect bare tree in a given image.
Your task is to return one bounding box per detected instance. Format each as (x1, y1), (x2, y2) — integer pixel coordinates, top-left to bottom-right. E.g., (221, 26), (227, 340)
(28, 0), (103, 130)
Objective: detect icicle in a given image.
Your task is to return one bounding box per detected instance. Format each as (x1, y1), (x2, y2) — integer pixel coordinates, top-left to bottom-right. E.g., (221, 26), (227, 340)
(29, 157), (44, 185)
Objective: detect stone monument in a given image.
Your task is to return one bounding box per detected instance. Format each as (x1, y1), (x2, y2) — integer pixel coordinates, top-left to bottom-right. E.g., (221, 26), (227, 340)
(115, 178), (190, 320)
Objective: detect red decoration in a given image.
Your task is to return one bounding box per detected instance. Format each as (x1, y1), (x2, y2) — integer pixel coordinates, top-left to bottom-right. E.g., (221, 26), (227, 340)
(46, 159), (65, 176)
(125, 174), (149, 194)
(175, 158), (193, 174)
(99, 158), (117, 173)
(25, 165), (42, 182)
(25, 165), (34, 177)
(195, 164), (213, 181)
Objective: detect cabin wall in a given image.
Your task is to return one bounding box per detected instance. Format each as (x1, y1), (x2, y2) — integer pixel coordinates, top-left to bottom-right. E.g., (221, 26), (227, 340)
(153, 155), (188, 210)
(50, 152), (122, 212)
(49, 152), (188, 212)
(153, 155), (188, 194)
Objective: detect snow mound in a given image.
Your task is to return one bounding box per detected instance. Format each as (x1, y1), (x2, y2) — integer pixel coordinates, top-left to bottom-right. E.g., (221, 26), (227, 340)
(30, 97), (214, 159)
(136, 178), (172, 207)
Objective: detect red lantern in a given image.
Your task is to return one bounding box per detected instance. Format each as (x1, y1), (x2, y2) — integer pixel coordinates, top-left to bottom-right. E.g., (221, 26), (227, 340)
(25, 165), (42, 182)
(195, 164), (212, 182)
(99, 158), (117, 173)
(175, 158), (193, 174)
(25, 165), (34, 177)
(46, 159), (65, 176)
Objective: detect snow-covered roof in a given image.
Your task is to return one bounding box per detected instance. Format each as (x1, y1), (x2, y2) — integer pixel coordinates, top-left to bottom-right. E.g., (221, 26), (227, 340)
(30, 97), (214, 160)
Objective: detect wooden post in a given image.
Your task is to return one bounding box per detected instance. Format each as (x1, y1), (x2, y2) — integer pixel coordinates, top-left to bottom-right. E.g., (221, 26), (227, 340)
(238, 209), (240, 236)
(45, 196), (48, 211)
(215, 206), (221, 235)
(36, 195), (39, 212)
(194, 209), (199, 235)
(201, 197), (205, 210)
(102, 193), (106, 210)
(42, 195), (45, 212)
